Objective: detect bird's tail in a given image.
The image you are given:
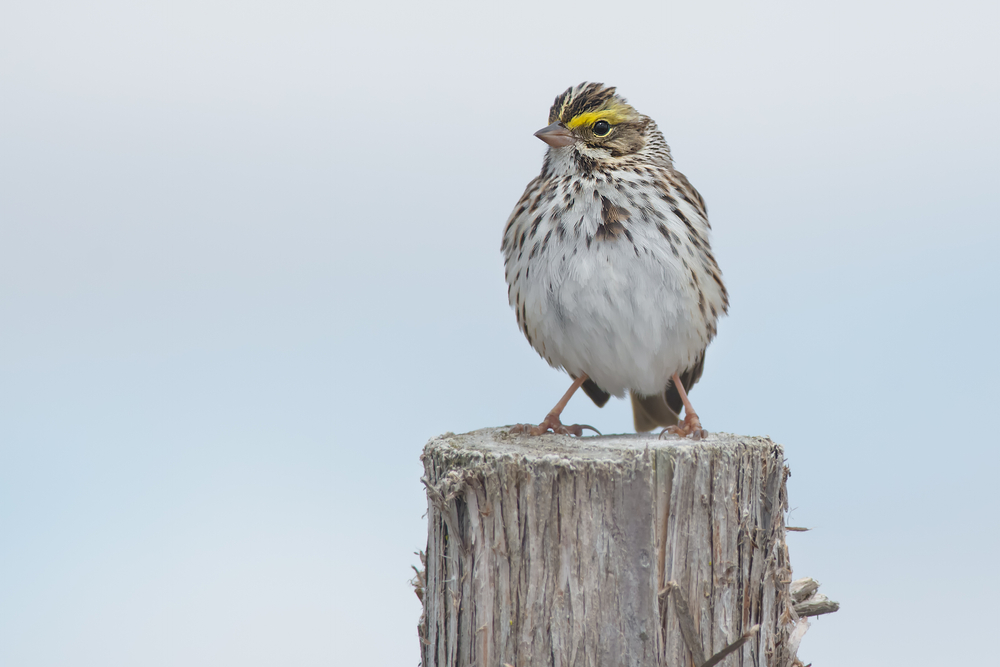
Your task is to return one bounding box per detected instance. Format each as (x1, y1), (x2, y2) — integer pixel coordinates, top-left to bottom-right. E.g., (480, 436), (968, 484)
(629, 355), (706, 432)
(630, 392), (680, 431)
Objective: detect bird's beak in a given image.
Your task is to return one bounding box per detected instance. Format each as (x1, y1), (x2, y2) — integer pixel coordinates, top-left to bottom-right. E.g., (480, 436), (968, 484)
(534, 122), (576, 148)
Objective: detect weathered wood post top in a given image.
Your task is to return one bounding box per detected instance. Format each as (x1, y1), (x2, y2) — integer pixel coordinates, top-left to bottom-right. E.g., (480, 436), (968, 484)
(416, 428), (835, 667)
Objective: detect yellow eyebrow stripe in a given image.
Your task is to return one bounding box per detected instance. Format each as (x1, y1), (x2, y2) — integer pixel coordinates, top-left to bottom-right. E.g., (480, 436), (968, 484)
(565, 109), (629, 130)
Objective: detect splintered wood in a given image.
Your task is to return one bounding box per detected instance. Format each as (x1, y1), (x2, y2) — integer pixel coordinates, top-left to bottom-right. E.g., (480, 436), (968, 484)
(418, 429), (819, 667)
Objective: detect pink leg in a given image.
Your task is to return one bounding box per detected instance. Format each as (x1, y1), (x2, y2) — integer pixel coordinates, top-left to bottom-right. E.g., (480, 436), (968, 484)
(663, 372), (708, 440)
(511, 374), (601, 437)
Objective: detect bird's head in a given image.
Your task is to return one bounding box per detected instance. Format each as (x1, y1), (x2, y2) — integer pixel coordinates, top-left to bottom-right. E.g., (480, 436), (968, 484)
(534, 83), (658, 164)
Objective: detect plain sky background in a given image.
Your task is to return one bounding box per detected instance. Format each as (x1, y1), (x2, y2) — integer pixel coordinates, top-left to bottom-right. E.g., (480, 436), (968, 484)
(1, 0), (997, 665)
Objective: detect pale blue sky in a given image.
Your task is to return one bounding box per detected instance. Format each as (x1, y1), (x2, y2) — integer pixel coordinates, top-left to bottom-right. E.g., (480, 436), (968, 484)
(1, 1), (997, 665)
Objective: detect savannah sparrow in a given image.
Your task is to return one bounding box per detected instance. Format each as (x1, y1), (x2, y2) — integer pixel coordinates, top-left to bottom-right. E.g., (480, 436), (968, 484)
(502, 83), (728, 438)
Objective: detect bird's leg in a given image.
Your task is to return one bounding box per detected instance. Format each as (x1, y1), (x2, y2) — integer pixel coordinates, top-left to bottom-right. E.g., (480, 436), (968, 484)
(664, 372), (708, 440)
(511, 374), (601, 437)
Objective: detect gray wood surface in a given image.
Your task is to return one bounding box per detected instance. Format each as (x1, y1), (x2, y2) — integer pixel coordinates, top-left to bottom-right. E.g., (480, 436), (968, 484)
(417, 428), (822, 667)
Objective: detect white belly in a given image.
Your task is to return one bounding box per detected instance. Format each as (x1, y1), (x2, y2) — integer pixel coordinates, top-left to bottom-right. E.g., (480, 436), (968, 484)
(514, 220), (712, 397)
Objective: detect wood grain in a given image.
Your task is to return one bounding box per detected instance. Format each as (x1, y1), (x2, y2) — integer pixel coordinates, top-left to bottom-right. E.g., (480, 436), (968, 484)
(418, 429), (820, 667)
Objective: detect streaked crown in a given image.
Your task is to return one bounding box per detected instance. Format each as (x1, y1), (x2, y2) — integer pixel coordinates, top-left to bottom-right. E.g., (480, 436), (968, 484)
(547, 83), (638, 128)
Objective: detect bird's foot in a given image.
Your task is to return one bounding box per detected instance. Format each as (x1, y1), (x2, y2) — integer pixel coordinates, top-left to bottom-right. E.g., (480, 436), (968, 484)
(659, 412), (708, 440)
(510, 413), (600, 437)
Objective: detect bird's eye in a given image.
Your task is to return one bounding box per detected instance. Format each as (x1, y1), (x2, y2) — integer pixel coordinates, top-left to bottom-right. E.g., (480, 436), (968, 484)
(592, 120), (612, 136)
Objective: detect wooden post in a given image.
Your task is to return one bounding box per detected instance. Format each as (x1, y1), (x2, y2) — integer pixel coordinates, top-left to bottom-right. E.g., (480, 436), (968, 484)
(416, 429), (835, 667)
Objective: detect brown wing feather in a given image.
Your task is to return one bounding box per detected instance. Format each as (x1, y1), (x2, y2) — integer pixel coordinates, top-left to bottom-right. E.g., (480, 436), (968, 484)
(581, 378), (610, 407)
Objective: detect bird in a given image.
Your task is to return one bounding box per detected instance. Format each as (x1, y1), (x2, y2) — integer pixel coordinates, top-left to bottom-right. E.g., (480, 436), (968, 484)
(502, 82), (728, 439)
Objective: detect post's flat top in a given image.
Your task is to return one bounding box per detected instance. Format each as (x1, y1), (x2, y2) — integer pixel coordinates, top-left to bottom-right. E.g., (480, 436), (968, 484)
(425, 427), (779, 464)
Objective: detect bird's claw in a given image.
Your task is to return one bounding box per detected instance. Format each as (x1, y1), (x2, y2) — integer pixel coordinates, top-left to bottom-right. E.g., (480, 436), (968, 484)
(510, 413), (600, 437)
(553, 423), (601, 437)
(659, 413), (708, 440)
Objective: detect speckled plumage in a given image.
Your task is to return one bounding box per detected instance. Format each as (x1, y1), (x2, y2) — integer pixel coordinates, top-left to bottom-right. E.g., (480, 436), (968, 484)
(502, 83), (728, 432)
